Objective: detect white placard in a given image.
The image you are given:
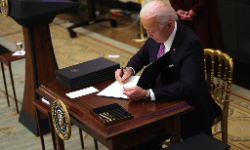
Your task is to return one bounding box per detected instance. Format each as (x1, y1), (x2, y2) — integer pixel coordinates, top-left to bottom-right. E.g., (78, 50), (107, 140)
(66, 86), (99, 99)
(108, 55), (120, 58)
(42, 97), (50, 105)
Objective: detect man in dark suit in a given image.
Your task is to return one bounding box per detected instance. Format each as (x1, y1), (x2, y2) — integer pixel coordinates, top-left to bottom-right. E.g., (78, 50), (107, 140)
(115, 1), (221, 149)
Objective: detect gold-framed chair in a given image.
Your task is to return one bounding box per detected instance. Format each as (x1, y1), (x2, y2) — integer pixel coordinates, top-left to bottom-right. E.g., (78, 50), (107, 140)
(204, 48), (234, 144)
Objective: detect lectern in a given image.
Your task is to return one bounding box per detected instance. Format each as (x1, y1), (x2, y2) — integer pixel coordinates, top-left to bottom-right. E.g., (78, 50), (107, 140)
(3, 0), (79, 136)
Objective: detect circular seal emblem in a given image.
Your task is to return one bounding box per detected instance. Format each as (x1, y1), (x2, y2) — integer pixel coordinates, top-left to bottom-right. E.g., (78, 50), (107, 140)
(51, 99), (71, 140)
(0, 0), (9, 17)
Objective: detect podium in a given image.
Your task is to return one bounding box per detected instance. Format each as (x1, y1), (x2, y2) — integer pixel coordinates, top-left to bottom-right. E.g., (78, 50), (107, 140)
(4, 0), (79, 136)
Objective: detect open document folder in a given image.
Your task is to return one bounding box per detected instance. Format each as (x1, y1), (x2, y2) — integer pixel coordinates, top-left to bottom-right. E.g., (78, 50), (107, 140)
(96, 76), (140, 99)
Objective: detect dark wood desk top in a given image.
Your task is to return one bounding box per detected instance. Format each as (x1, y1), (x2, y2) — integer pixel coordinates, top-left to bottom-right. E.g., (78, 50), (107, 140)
(0, 51), (25, 65)
(36, 79), (194, 140)
(32, 100), (51, 114)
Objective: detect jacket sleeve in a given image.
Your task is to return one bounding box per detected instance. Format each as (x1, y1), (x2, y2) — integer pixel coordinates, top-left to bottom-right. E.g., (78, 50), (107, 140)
(126, 39), (151, 74)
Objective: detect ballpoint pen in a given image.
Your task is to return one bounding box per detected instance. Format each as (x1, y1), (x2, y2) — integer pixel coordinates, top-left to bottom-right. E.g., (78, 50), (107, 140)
(120, 67), (123, 85)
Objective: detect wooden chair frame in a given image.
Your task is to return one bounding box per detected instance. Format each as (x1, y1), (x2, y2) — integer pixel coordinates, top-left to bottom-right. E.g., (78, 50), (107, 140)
(204, 48), (233, 144)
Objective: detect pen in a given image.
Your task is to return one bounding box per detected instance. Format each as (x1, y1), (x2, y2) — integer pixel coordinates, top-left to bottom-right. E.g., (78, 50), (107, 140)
(120, 67), (123, 85)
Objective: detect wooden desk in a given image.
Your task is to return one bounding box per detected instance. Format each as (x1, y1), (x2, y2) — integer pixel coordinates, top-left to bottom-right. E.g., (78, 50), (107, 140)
(33, 100), (96, 150)
(0, 52), (25, 114)
(35, 79), (194, 150)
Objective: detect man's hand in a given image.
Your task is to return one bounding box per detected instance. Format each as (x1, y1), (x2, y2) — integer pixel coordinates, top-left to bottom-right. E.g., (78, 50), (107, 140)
(115, 67), (133, 84)
(123, 86), (147, 101)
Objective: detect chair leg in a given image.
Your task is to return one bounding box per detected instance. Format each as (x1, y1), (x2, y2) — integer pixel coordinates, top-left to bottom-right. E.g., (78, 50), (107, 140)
(1, 62), (10, 107)
(8, 64), (19, 114)
(221, 113), (228, 143)
(79, 128), (84, 149)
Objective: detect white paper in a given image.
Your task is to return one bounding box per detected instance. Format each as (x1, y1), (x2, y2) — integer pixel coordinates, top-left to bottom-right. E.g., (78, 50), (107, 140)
(41, 97), (50, 105)
(66, 86), (99, 99)
(108, 55), (120, 58)
(96, 76), (140, 99)
(12, 50), (25, 56)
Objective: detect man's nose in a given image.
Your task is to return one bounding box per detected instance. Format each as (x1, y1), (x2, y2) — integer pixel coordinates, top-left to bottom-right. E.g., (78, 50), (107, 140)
(147, 33), (153, 38)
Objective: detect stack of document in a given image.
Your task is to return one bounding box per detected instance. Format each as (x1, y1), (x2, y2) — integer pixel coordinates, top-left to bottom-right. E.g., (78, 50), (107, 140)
(55, 57), (120, 90)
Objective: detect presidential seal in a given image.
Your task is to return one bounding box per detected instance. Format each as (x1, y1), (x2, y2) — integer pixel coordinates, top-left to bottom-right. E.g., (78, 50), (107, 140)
(0, 0), (9, 17)
(51, 99), (71, 140)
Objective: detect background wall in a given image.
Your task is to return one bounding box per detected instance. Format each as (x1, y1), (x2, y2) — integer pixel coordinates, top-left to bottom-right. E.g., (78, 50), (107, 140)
(218, 0), (250, 89)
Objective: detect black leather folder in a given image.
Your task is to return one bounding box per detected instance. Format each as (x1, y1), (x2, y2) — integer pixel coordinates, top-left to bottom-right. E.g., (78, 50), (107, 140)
(55, 57), (120, 90)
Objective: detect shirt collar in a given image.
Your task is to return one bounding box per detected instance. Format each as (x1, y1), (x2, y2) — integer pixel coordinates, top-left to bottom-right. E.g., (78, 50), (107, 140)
(163, 21), (177, 53)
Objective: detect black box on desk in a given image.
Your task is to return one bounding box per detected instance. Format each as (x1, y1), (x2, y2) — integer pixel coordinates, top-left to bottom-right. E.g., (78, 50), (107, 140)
(55, 57), (120, 90)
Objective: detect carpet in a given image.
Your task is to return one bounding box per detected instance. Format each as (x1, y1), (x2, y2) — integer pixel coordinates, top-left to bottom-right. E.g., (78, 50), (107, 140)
(0, 15), (250, 150)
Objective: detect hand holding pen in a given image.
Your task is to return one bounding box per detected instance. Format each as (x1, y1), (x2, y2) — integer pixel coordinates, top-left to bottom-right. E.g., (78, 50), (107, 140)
(115, 67), (133, 85)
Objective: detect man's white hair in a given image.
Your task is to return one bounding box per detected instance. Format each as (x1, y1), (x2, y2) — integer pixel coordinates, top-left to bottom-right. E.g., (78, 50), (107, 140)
(140, 0), (178, 28)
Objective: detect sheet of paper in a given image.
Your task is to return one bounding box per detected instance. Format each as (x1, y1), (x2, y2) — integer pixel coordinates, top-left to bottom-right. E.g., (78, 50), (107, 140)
(66, 86), (99, 99)
(41, 97), (50, 105)
(108, 55), (120, 58)
(96, 76), (140, 99)
(12, 50), (25, 56)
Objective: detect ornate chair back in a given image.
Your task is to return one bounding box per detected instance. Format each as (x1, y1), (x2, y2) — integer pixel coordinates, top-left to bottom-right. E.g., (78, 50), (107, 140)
(204, 48), (234, 144)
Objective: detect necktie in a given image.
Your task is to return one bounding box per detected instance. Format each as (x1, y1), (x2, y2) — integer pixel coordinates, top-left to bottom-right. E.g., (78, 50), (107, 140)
(155, 43), (165, 87)
(157, 43), (165, 59)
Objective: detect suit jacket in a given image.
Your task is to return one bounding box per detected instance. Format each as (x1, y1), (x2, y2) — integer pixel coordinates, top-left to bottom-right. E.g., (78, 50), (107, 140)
(127, 22), (221, 139)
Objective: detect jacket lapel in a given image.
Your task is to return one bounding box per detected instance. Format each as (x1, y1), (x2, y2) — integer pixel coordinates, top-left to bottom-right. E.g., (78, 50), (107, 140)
(163, 22), (183, 70)
(152, 43), (161, 62)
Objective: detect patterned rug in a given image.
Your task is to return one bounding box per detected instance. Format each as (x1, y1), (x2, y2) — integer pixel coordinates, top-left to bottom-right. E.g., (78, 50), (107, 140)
(0, 15), (250, 150)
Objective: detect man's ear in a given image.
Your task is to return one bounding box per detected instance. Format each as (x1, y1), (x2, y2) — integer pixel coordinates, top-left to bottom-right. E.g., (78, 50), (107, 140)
(166, 20), (173, 28)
